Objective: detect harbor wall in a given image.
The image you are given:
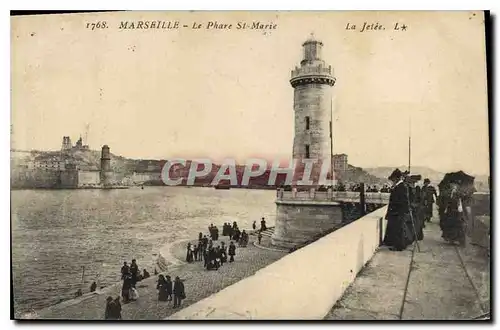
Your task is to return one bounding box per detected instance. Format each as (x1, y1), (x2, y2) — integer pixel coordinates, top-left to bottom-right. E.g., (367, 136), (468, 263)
(272, 200), (343, 249)
(11, 169), (60, 188)
(168, 206), (388, 320)
(469, 192), (490, 250)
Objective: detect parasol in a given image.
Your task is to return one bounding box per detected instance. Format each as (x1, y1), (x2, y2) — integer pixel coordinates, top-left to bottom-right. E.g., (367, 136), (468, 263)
(438, 171), (475, 189)
(438, 171), (476, 198)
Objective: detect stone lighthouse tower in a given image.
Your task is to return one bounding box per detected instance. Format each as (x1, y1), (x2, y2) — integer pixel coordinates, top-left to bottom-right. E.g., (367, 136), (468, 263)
(290, 35), (336, 185)
(100, 145), (111, 186)
(271, 37), (342, 249)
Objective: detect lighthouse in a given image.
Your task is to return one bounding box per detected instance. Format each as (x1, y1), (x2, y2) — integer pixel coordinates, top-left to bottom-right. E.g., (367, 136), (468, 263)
(271, 37), (342, 249)
(100, 145), (111, 186)
(290, 35), (336, 185)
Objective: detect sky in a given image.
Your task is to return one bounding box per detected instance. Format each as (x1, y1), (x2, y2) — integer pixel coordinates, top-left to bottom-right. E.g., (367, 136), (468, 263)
(11, 11), (490, 175)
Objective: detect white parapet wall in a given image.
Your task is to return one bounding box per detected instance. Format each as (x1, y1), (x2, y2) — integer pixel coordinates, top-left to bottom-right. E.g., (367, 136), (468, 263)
(277, 189), (391, 204)
(168, 206), (388, 320)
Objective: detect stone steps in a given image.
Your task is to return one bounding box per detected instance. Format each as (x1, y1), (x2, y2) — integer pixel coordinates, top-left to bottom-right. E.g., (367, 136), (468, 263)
(250, 227), (275, 238)
(260, 229), (274, 238)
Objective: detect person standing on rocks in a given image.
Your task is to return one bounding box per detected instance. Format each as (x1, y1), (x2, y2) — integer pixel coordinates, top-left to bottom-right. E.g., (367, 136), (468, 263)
(228, 241), (236, 262)
(120, 262), (129, 280)
(130, 259), (139, 287)
(252, 221), (257, 231)
(173, 276), (185, 308)
(121, 274), (132, 303)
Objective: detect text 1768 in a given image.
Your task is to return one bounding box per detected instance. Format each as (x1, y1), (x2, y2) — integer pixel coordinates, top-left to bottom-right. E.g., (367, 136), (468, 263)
(86, 22), (108, 30)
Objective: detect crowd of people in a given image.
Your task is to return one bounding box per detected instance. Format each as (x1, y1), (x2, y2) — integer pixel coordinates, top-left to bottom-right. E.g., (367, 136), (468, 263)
(104, 259), (152, 319)
(184, 219), (265, 270)
(339, 182), (391, 192)
(119, 259), (152, 303)
(104, 218), (269, 319)
(383, 168), (473, 251)
(156, 275), (185, 308)
(305, 182), (392, 193)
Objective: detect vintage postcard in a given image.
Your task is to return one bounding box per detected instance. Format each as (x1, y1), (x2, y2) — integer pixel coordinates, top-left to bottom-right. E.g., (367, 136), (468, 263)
(10, 11), (490, 320)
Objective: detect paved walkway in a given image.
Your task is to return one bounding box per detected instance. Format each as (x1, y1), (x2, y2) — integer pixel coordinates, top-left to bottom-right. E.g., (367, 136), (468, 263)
(326, 217), (490, 320)
(34, 235), (286, 320)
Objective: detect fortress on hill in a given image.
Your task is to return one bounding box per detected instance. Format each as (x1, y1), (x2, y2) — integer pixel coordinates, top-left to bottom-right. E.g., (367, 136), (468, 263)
(11, 136), (118, 189)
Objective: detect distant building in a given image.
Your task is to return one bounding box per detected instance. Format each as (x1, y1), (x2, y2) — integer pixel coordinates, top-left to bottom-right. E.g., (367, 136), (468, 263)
(333, 153), (348, 172)
(28, 159), (66, 171)
(61, 135), (89, 151)
(74, 137), (89, 150)
(59, 168), (100, 188)
(135, 160), (163, 173)
(62, 136), (72, 150)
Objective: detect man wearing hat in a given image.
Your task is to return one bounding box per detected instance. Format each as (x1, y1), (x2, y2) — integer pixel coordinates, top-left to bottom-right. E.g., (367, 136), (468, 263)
(383, 168), (411, 251)
(421, 178), (438, 223)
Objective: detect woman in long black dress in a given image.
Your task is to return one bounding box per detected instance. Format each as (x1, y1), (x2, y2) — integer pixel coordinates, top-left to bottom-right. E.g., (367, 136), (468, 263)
(157, 275), (169, 301)
(441, 183), (467, 246)
(165, 275), (173, 301)
(228, 241), (236, 262)
(121, 274), (132, 303)
(186, 243), (193, 263)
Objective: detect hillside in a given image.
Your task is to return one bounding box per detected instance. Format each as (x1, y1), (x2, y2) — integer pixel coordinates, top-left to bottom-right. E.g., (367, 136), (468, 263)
(11, 149), (386, 188)
(11, 149), (135, 173)
(335, 165), (387, 186)
(364, 166), (446, 185)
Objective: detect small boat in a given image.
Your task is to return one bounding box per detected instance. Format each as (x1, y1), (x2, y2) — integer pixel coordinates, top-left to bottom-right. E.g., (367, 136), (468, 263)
(214, 184), (231, 190)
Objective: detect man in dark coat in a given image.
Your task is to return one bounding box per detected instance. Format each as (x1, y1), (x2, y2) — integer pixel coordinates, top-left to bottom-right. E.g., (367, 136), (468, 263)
(121, 262), (129, 280)
(260, 218), (267, 231)
(105, 296), (122, 320)
(408, 181), (424, 240)
(383, 169), (411, 251)
(228, 241), (236, 262)
(421, 178), (438, 222)
(173, 276), (185, 308)
(121, 274), (132, 303)
(213, 226), (219, 241)
(129, 259), (139, 287)
(113, 296), (122, 319)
